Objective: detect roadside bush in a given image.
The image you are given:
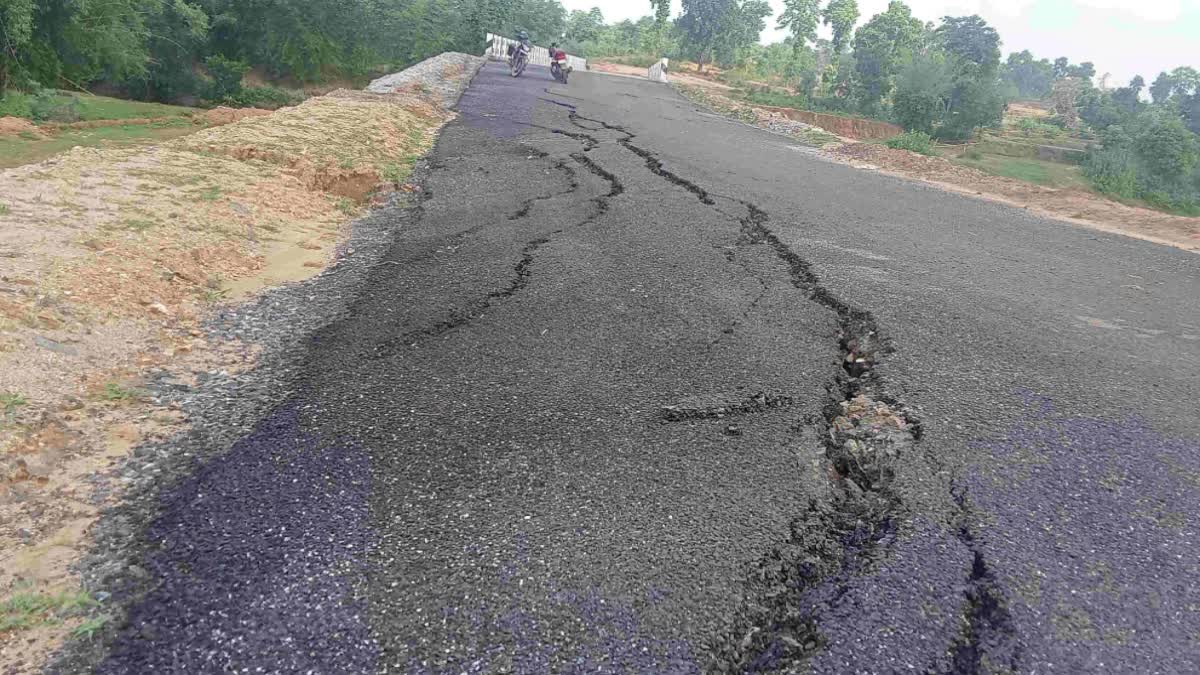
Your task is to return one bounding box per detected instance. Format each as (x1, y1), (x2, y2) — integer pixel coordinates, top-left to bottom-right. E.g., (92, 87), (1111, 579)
(1084, 113), (1200, 213)
(222, 86), (304, 110)
(1016, 117), (1062, 138)
(29, 90), (81, 122)
(742, 87), (809, 110)
(0, 92), (34, 119)
(886, 131), (937, 155)
(893, 53), (953, 135)
(204, 55), (250, 100)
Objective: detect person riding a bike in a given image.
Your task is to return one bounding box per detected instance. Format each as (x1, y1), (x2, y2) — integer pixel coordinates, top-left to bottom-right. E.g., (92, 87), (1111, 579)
(549, 41), (571, 83)
(507, 30), (531, 58)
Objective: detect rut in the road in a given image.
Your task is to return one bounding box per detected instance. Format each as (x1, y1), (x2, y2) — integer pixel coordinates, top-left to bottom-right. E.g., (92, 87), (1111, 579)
(546, 101), (1016, 673)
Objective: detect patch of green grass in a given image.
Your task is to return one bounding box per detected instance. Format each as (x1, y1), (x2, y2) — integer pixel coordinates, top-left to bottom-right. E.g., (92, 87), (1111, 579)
(0, 119), (200, 169)
(740, 88), (809, 110)
(886, 131), (938, 156)
(1014, 117), (1065, 139)
(955, 152), (1091, 190)
(202, 288), (230, 303)
(199, 185), (222, 202)
(71, 614), (110, 640)
(380, 159), (416, 184)
(99, 382), (143, 403)
(0, 203), (9, 215)
(1, 392), (27, 425)
(0, 590), (98, 633)
(67, 94), (195, 122)
(335, 198), (358, 215)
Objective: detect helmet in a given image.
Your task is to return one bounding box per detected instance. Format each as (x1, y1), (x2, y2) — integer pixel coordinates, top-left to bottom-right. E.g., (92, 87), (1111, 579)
(516, 30), (529, 41)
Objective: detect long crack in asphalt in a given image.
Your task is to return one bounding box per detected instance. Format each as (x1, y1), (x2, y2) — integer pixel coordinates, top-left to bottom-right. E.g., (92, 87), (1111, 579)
(543, 97), (1014, 673)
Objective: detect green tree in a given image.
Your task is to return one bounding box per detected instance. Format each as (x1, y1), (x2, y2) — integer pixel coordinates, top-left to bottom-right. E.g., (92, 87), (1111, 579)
(712, 0), (771, 67)
(1150, 71), (1174, 105)
(851, 1), (924, 109)
(650, 0), (671, 26)
(935, 15), (1000, 74)
(1169, 66), (1200, 97)
(132, 0), (210, 101)
(565, 7), (605, 44)
(0, 0), (35, 92)
(892, 50), (952, 133)
(1053, 56), (1069, 79)
(511, 0), (567, 43)
(822, 0), (859, 55)
(1003, 50), (1053, 99)
(1068, 61), (1095, 81)
(678, 0), (733, 70)
(1111, 75), (1144, 114)
(776, 0), (820, 56)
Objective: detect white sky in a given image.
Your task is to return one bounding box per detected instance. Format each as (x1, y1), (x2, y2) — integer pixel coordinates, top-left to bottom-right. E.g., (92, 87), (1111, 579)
(559, 0), (1200, 85)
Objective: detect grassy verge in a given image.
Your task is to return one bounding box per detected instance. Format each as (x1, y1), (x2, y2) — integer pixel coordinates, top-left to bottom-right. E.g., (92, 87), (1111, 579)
(0, 589), (100, 634)
(1, 90), (197, 122)
(0, 118), (201, 169)
(953, 152), (1092, 190)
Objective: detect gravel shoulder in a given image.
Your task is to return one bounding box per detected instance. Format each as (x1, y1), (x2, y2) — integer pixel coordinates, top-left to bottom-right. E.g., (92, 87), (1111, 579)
(0, 53), (483, 674)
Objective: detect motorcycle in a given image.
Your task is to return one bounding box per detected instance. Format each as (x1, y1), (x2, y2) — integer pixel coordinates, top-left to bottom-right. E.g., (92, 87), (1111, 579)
(550, 50), (570, 84)
(508, 40), (530, 77)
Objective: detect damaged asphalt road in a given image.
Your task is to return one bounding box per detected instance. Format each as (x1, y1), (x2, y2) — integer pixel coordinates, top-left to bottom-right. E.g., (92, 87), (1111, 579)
(66, 62), (1198, 673)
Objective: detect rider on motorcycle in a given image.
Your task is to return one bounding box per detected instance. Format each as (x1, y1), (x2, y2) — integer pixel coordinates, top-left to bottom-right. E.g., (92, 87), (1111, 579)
(507, 30), (531, 58)
(549, 42), (570, 81)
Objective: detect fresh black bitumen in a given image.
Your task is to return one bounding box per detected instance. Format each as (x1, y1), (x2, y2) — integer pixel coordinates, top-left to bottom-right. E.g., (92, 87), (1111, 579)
(64, 62), (1198, 673)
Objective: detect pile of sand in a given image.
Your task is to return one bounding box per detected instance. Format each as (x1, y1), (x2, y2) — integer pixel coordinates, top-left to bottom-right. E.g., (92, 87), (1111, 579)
(0, 116), (44, 137)
(202, 106), (274, 126)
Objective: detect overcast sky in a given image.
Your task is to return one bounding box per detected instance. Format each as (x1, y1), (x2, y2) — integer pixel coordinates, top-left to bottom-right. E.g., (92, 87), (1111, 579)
(559, 0), (1200, 85)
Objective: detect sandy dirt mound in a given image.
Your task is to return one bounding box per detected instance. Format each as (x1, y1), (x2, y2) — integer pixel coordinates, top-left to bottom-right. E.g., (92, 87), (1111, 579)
(202, 106), (273, 126)
(0, 116), (44, 138)
(1, 60), (474, 669)
(826, 143), (1200, 252)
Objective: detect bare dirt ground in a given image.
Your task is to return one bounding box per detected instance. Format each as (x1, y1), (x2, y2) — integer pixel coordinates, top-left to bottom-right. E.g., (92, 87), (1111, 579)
(0, 59), (474, 670)
(591, 60), (737, 91)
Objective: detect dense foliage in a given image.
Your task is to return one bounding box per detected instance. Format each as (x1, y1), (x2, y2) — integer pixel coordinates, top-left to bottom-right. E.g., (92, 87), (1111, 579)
(0, 0), (576, 104)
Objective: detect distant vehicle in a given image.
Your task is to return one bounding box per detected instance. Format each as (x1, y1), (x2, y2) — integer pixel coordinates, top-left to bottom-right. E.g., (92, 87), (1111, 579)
(550, 44), (570, 84)
(508, 33), (531, 78)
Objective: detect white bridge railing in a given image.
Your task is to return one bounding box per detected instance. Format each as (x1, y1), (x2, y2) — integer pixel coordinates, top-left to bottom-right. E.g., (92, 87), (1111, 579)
(648, 58), (669, 83)
(486, 33), (588, 72)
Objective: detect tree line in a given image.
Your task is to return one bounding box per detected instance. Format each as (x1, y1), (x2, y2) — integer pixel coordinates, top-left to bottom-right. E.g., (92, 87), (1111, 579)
(0, 0), (576, 104)
(1, 0), (1196, 211)
(658, 0), (1198, 213)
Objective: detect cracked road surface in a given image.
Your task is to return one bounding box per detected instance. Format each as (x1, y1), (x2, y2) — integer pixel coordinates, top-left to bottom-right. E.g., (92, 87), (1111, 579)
(87, 63), (1198, 673)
